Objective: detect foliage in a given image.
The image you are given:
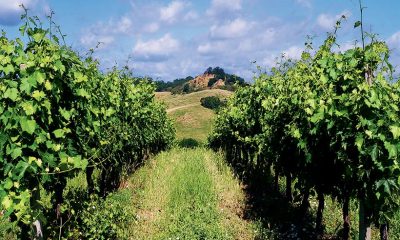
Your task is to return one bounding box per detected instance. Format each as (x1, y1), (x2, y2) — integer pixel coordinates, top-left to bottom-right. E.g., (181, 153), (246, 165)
(205, 66), (245, 87)
(0, 11), (174, 238)
(209, 20), (400, 239)
(70, 191), (133, 240)
(154, 76), (193, 92)
(200, 96), (225, 110)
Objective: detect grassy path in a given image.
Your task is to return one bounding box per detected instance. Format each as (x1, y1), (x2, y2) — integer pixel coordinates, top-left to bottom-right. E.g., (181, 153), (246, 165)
(166, 103), (199, 113)
(127, 148), (255, 239)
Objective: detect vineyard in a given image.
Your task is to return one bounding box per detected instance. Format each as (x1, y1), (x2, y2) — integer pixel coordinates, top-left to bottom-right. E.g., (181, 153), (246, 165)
(209, 18), (400, 239)
(1, 3), (400, 240)
(0, 12), (174, 239)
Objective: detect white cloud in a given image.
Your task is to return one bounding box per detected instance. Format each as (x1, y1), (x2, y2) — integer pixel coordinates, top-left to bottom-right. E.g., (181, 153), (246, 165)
(388, 31), (400, 48)
(80, 34), (115, 49)
(80, 16), (132, 48)
(206, 0), (242, 16)
(333, 40), (360, 52)
(0, 0), (46, 26)
(197, 41), (229, 54)
(317, 10), (351, 30)
(283, 46), (303, 59)
(184, 10), (198, 21)
(143, 22), (159, 33)
(262, 55), (278, 67)
(0, 0), (31, 12)
(296, 0), (312, 8)
(116, 16), (133, 34)
(160, 1), (186, 24)
(260, 46), (303, 67)
(133, 33), (180, 60)
(210, 18), (252, 39)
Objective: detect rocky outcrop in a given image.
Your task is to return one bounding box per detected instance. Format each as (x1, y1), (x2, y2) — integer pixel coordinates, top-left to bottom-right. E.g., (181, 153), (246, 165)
(187, 73), (225, 90)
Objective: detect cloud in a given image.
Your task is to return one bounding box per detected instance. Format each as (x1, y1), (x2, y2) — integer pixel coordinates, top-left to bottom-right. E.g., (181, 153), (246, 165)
(184, 10), (198, 21)
(295, 0), (312, 8)
(317, 10), (351, 30)
(160, 1), (187, 24)
(80, 35), (115, 49)
(116, 16), (133, 34)
(387, 31), (400, 49)
(80, 1), (364, 82)
(333, 40), (360, 52)
(206, 0), (242, 16)
(0, 0), (44, 26)
(143, 22), (159, 33)
(197, 41), (229, 55)
(80, 16), (132, 48)
(210, 18), (253, 39)
(133, 33), (180, 61)
(283, 45), (303, 59)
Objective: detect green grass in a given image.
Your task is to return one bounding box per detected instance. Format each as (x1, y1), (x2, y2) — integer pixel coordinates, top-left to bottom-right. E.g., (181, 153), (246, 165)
(170, 105), (214, 143)
(128, 148), (255, 239)
(158, 148), (229, 239)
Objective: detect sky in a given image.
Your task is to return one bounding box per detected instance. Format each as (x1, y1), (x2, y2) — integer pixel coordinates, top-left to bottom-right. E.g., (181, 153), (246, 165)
(0, 0), (400, 81)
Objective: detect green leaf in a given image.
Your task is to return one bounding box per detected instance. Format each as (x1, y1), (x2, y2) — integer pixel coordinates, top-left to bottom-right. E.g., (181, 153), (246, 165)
(3, 64), (14, 75)
(1, 196), (12, 209)
(32, 90), (45, 101)
(54, 60), (65, 73)
(53, 129), (65, 138)
(320, 74), (328, 84)
(32, 32), (45, 42)
(21, 102), (36, 115)
(355, 134), (364, 150)
(73, 72), (88, 83)
(20, 118), (37, 135)
(384, 141), (397, 159)
(11, 148), (22, 160)
(4, 88), (19, 101)
(3, 179), (13, 190)
(354, 21), (361, 28)
(14, 161), (30, 180)
(365, 130), (373, 138)
(20, 76), (37, 94)
(60, 109), (71, 121)
(390, 125), (400, 139)
(76, 88), (89, 98)
(33, 71), (45, 84)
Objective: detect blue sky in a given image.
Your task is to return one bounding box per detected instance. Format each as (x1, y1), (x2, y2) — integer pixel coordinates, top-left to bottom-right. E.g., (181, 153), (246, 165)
(1, 0), (400, 81)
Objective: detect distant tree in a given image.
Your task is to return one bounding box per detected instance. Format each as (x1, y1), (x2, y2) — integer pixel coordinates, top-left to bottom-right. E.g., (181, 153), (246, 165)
(200, 96), (225, 110)
(204, 67), (213, 74)
(182, 83), (190, 93)
(154, 76), (193, 92)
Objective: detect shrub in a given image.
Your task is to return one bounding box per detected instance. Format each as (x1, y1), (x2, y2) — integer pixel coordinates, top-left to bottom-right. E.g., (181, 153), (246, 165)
(200, 96), (225, 110)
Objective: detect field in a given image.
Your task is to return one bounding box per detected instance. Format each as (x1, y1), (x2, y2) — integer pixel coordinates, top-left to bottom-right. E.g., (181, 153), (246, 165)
(156, 89), (232, 143)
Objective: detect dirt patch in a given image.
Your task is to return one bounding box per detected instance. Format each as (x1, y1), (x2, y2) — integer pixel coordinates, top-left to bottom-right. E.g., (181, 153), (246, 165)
(176, 113), (200, 127)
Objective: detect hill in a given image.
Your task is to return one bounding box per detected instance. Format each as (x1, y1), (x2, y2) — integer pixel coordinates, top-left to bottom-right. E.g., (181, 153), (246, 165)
(154, 67), (246, 94)
(156, 89), (232, 143)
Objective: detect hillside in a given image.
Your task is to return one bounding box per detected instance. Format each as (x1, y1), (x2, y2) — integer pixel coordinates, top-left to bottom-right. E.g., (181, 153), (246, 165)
(154, 67), (246, 94)
(156, 89), (232, 143)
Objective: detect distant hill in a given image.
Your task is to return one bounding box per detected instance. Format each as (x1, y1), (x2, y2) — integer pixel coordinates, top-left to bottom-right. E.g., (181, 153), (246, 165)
(154, 67), (246, 94)
(155, 89), (232, 142)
